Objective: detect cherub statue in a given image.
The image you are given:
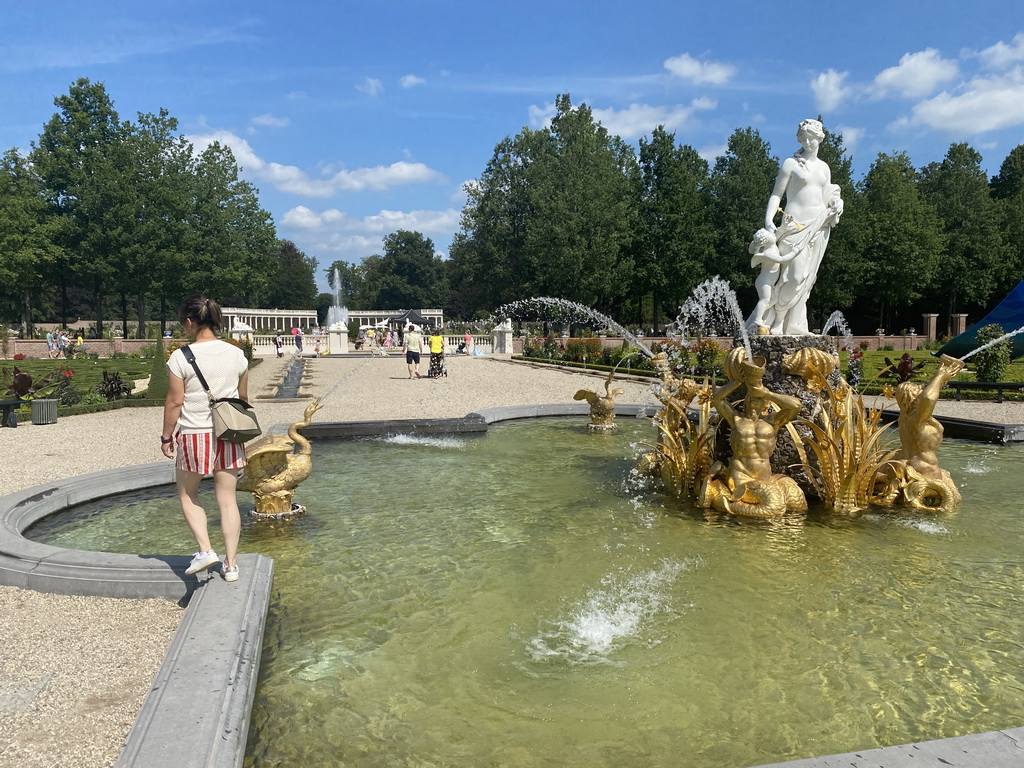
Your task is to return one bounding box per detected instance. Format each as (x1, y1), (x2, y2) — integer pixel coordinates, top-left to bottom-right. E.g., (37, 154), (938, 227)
(574, 371), (625, 431)
(699, 348), (808, 518)
(746, 228), (793, 334)
(873, 354), (964, 510)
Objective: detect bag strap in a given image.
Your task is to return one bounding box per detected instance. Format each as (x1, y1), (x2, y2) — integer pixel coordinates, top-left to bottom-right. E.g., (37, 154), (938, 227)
(180, 345), (216, 403)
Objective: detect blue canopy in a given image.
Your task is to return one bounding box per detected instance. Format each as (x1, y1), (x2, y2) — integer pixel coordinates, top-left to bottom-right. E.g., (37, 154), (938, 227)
(937, 280), (1024, 360)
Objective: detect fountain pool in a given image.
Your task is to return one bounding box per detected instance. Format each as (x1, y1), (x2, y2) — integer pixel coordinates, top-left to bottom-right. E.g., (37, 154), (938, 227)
(27, 418), (1024, 767)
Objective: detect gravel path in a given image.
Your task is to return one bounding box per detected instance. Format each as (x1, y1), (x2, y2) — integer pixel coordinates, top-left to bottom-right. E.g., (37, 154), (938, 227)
(1, 352), (1021, 767)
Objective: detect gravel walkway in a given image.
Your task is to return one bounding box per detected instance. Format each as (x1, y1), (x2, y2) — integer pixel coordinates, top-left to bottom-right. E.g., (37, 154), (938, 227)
(0, 352), (1021, 767)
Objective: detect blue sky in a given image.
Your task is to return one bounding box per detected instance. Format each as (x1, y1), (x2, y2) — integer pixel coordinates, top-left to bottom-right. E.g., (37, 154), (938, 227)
(4, 1), (1024, 292)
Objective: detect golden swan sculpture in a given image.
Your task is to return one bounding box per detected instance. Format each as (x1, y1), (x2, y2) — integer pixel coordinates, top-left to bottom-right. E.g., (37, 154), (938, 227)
(237, 398), (324, 518)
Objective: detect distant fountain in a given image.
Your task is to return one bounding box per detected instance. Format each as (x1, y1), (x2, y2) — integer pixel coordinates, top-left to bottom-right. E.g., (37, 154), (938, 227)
(326, 267), (349, 331)
(325, 267), (350, 355)
(669, 276), (752, 360)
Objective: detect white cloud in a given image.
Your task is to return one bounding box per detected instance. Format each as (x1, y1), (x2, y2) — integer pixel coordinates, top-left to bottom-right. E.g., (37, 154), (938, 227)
(663, 53), (735, 85)
(811, 69), (851, 112)
(834, 125), (865, 152)
(591, 98), (716, 139)
(281, 205), (461, 257)
(356, 77), (383, 95)
(979, 32), (1024, 69)
(400, 74), (426, 88)
(904, 68), (1024, 134)
(871, 48), (959, 99)
(187, 130), (444, 197)
(250, 113), (290, 128)
(698, 143), (728, 164)
(528, 101), (557, 128)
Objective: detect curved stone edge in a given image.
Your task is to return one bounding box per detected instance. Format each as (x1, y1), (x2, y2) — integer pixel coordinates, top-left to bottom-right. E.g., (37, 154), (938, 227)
(749, 725), (1024, 767)
(0, 462), (202, 599)
(115, 554), (273, 768)
(468, 402), (659, 424)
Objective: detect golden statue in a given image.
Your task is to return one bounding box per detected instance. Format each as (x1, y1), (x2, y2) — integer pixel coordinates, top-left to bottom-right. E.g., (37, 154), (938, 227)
(574, 371), (625, 431)
(784, 347), (896, 516)
(873, 354), (964, 510)
(639, 351), (712, 497)
(698, 348), (807, 518)
(237, 398), (325, 518)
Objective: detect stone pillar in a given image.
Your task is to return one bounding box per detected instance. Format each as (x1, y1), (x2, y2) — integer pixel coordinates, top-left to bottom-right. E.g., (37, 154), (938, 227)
(953, 314), (969, 336)
(492, 320), (514, 357)
(922, 314), (938, 341)
(327, 327), (348, 355)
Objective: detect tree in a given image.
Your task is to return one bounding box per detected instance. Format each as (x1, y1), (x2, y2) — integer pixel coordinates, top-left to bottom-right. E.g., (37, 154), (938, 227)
(634, 127), (713, 330)
(30, 78), (123, 334)
(991, 144), (1024, 287)
(706, 128), (778, 299)
(0, 149), (60, 335)
(267, 240), (318, 309)
(374, 230), (447, 309)
(859, 151), (945, 332)
(523, 94), (637, 311)
(919, 143), (1004, 334)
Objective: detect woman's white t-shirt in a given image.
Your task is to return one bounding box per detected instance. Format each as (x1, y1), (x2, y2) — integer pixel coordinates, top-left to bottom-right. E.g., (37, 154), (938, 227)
(167, 340), (248, 434)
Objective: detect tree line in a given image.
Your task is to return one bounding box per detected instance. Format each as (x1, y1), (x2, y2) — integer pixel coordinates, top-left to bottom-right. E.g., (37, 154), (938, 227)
(439, 94), (1022, 336)
(0, 78), (318, 337)
(6, 84), (1023, 338)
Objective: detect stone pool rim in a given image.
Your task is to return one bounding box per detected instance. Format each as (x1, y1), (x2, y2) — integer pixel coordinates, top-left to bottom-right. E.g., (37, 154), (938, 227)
(0, 403), (1022, 767)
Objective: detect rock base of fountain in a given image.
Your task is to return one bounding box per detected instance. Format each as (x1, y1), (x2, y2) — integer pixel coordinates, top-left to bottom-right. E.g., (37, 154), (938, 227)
(249, 503), (307, 521)
(726, 335), (839, 496)
(587, 423), (618, 433)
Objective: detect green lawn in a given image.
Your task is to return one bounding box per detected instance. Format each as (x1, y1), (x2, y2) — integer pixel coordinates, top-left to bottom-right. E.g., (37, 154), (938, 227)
(3, 357), (152, 398)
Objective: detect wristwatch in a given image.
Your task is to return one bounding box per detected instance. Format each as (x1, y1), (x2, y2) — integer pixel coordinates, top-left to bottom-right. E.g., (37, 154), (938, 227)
(160, 435), (173, 444)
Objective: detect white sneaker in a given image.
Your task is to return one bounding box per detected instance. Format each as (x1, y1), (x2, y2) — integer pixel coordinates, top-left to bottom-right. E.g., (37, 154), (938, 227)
(185, 551), (220, 575)
(223, 564), (239, 583)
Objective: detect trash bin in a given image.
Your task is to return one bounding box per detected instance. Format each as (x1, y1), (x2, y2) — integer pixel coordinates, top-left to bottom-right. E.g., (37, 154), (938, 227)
(31, 399), (58, 425)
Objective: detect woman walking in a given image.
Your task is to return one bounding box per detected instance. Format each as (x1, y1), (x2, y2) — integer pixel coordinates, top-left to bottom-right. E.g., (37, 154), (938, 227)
(160, 296), (250, 582)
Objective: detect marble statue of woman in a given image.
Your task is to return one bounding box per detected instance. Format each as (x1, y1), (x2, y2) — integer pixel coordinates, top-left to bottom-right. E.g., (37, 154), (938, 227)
(747, 119), (843, 336)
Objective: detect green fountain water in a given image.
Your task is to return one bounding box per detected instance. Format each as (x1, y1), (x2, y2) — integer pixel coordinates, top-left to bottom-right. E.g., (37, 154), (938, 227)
(28, 419), (1024, 767)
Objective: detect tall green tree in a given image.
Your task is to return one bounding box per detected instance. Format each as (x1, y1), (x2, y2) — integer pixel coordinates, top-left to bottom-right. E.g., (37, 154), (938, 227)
(523, 94), (637, 311)
(30, 78), (123, 333)
(0, 149), (60, 335)
(634, 127), (713, 329)
(374, 230), (447, 309)
(859, 151), (945, 332)
(706, 128), (778, 298)
(267, 240), (318, 309)
(919, 143), (1004, 334)
(991, 144), (1024, 288)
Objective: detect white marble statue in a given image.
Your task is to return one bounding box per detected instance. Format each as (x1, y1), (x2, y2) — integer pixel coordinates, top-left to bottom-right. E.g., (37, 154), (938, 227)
(746, 119), (843, 336)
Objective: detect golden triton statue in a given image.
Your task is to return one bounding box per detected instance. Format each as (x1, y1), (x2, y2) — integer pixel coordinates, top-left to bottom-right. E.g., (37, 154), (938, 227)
(238, 398), (325, 518)
(873, 354), (964, 510)
(699, 348), (808, 518)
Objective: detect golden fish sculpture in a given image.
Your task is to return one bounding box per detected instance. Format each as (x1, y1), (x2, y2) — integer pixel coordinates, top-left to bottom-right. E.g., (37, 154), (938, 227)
(237, 398), (325, 519)
(574, 371), (626, 432)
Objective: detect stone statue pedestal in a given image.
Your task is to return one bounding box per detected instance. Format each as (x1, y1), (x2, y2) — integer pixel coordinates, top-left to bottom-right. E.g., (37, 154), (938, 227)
(327, 327), (348, 355)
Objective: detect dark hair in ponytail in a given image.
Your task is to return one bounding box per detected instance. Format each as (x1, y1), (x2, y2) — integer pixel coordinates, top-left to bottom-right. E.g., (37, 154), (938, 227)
(178, 295), (223, 332)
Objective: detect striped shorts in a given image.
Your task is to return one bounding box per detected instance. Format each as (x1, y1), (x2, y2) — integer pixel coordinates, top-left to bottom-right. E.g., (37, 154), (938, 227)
(175, 432), (248, 474)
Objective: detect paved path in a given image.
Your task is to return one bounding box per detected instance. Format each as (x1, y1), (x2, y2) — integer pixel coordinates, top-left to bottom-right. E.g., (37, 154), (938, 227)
(0, 352), (1021, 767)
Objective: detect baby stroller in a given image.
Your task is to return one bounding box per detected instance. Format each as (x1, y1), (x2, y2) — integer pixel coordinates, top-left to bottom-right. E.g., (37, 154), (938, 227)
(456, 341), (466, 355)
(428, 352), (448, 378)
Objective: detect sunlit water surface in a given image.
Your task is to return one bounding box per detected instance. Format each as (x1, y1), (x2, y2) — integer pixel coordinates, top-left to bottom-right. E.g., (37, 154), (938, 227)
(28, 419), (1024, 767)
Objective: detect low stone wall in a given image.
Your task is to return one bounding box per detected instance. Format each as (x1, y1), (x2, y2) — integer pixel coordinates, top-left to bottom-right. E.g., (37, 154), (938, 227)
(5, 338), (156, 359)
(514, 333), (934, 356)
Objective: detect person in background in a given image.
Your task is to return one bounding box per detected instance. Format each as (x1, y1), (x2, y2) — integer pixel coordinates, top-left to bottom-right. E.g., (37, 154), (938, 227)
(274, 333), (283, 358)
(428, 328), (445, 378)
(464, 331), (473, 355)
(160, 296), (250, 583)
(403, 324), (423, 379)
